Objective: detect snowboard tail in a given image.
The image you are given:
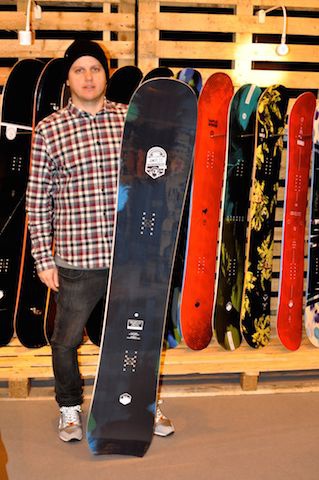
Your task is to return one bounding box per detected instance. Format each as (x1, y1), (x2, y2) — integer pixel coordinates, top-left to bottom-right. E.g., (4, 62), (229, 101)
(88, 437), (149, 457)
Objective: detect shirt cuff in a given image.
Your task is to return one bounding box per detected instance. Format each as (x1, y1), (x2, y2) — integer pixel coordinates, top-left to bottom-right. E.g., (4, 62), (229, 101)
(36, 257), (56, 273)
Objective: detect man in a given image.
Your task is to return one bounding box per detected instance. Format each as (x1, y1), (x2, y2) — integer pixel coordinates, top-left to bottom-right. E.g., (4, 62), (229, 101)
(26, 39), (174, 442)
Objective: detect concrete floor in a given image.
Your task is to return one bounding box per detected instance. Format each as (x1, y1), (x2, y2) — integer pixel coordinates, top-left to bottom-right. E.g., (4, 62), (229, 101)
(1, 391), (319, 480)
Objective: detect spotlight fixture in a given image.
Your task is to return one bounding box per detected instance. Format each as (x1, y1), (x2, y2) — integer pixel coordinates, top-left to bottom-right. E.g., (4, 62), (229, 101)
(257, 5), (289, 57)
(18, 0), (42, 46)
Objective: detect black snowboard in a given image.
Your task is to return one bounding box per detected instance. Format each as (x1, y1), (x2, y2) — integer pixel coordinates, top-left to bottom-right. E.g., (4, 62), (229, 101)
(213, 84), (262, 350)
(0, 59), (43, 346)
(15, 58), (66, 348)
(142, 67), (174, 82)
(106, 66), (143, 104)
(86, 78), (197, 456)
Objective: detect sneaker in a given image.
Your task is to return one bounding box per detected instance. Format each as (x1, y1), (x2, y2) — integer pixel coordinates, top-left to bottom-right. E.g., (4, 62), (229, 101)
(154, 403), (175, 437)
(58, 405), (83, 442)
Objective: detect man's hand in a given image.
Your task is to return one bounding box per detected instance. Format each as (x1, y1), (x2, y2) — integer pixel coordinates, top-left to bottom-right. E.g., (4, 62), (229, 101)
(38, 267), (59, 292)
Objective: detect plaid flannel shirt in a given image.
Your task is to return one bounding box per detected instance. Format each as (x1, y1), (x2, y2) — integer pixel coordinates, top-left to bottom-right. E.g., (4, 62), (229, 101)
(26, 99), (128, 272)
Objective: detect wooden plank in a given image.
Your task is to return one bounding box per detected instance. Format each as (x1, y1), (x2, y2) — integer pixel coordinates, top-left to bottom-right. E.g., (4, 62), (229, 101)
(0, 40), (134, 59)
(1, 1), (120, 4)
(255, 0), (319, 8)
(10, 0), (314, 7)
(165, 69), (319, 89)
(117, 0), (136, 66)
(240, 372), (260, 391)
(154, 13), (319, 35)
(1, 339), (319, 377)
(0, 67), (11, 86)
(0, 12), (135, 31)
(156, 42), (319, 63)
(159, 0), (319, 7)
(138, 0), (159, 71)
(8, 379), (30, 398)
(160, 341), (319, 374)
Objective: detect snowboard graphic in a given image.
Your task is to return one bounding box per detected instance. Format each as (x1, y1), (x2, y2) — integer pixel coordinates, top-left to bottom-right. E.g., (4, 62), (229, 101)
(0, 59), (43, 346)
(177, 68), (202, 97)
(87, 78), (197, 456)
(277, 92), (316, 351)
(241, 85), (289, 348)
(180, 73), (234, 350)
(106, 66), (143, 104)
(14, 58), (66, 348)
(305, 108), (319, 347)
(213, 84), (262, 351)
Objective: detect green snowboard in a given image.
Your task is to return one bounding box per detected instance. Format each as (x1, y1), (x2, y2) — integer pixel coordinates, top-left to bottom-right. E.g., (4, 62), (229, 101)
(213, 84), (262, 350)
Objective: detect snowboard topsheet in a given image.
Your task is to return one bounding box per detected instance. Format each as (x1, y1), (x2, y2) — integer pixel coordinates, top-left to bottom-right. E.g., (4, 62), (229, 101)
(177, 68), (202, 97)
(213, 84), (262, 351)
(276, 92), (316, 350)
(87, 78), (197, 456)
(180, 73), (234, 350)
(241, 85), (288, 348)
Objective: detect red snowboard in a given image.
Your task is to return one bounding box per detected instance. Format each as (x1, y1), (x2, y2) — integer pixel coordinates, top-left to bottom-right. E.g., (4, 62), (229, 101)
(277, 92), (316, 351)
(180, 73), (234, 350)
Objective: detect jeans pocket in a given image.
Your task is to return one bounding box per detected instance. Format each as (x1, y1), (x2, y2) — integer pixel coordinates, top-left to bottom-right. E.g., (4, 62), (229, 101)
(57, 266), (84, 280)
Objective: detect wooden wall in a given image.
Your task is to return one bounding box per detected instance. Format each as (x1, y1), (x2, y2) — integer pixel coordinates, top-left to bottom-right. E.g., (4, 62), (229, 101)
(0, 0), (319, 394)
(0, 0), (318, 90)
(0, 0), (136, 86)
(138, 0), (319, 89)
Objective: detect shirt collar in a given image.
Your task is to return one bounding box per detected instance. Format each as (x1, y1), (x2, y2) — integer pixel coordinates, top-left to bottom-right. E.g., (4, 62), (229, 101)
(67, 97), (115, 118)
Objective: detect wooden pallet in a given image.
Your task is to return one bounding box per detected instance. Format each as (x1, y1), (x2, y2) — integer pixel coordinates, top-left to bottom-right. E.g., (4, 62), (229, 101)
(0, 0), (319, 89)
(0, 0), (319, 399)
(138, 0), (319, 89)
(1, 336), (319, 398)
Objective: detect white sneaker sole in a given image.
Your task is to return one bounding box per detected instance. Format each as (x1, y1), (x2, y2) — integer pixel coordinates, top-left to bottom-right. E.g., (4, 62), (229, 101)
(59, 429), (83, 442)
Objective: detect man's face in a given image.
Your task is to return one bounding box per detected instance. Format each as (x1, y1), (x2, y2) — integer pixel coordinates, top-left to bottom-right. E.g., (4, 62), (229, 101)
(67, 55), (107, 107)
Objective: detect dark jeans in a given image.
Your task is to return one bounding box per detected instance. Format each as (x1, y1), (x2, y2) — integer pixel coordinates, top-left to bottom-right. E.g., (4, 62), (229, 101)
(51, 267), (109, 407)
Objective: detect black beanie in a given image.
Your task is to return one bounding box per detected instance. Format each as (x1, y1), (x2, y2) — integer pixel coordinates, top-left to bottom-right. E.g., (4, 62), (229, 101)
(64, 40), (109, 81)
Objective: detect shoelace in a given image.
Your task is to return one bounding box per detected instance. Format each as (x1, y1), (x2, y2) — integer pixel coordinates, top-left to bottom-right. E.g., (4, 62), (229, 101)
(156, 406), (166, 422)
(60, 406), (81, 426)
